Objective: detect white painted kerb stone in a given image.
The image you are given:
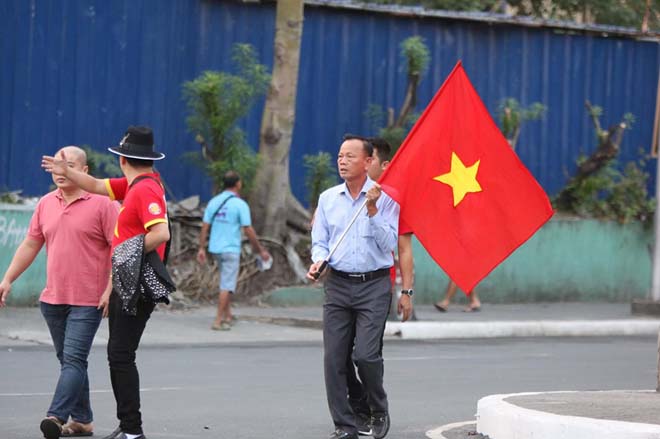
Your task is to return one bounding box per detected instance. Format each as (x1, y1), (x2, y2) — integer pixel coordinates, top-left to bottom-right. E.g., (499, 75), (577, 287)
(385, 320), (660, 339)
(477, 391), (660, 439)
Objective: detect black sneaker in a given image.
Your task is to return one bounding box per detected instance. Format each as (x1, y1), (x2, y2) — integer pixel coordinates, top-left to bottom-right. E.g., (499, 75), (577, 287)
(371, 412), (390, 439)
(329, 428), (358, 439)
(101, 428), (146, 439)
(355, 411), (372, 436)
(101, 427), (122, 439)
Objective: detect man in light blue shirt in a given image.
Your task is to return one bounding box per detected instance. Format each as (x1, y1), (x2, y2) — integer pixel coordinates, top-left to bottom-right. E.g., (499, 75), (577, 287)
(198, 171), (270, 330)
(307, 135), (399, 439)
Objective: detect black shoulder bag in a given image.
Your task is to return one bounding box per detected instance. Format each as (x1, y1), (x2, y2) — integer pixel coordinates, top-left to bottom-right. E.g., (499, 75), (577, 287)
(209, 194), (236, 230)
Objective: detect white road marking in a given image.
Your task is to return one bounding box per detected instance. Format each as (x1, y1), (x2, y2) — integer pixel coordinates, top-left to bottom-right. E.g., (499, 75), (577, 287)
(0, 386), (186, 397)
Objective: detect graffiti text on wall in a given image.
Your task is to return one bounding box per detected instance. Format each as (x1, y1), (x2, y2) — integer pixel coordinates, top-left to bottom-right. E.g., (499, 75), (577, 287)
(0, 215), (28, 247)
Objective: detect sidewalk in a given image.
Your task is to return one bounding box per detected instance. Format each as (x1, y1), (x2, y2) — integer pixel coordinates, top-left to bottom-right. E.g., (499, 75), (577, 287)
(1, 302), (659, 348)
(429, 390), (660, 439)
(0, 305), (323, 348)
(238, 301), (660, 339)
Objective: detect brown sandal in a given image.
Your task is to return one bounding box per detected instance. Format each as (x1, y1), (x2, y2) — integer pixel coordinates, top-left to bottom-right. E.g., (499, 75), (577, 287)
(61, 421), (94, 437)
(40, 416), (63, 439)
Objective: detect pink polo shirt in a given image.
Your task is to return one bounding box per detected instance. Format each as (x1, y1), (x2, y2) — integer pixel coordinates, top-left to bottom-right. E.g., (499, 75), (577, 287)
(27, 190), (119, 306)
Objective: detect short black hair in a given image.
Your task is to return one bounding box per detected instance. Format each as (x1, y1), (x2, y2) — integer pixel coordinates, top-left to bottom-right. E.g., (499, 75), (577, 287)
(126, 157), (154, 168)
(223, 171), (241, 189)
(342, 134), (373, 157)
(368, 137), (392, 163)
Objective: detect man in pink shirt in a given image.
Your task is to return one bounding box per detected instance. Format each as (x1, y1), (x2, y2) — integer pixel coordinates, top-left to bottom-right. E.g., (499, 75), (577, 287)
(0, 146), (118, 439)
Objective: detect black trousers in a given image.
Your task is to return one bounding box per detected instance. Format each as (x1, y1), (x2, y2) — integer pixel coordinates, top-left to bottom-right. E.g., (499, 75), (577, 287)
(107, 292), (155, 435)
(324, 273), (391, 434)
(346, 297), (390, 416)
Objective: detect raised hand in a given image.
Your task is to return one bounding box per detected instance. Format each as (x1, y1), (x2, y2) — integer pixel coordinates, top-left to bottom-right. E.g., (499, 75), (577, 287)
(365, 183), (382, 206)
(42, 150), (69, 176)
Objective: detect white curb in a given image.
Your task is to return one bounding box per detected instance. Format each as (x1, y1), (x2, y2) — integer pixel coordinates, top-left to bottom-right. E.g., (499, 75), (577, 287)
(385, 320), (660, 339)
(426, 420), (476, 439)
(477, 391), (660, 439)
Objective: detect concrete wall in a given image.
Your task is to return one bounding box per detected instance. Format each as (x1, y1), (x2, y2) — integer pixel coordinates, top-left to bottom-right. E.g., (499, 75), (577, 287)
(412, 217), (653, 304)
(2, 203), (653, 306)
(265, 217), (653, 306)
(0, 204), (46, 306)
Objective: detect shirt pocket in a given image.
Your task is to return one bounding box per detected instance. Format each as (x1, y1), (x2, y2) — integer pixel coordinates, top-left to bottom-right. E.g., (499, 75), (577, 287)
(358, 216), (374, 238)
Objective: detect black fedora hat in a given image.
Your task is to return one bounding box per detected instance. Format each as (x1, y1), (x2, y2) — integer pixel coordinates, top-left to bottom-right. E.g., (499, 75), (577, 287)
(108, 126), (165, 160)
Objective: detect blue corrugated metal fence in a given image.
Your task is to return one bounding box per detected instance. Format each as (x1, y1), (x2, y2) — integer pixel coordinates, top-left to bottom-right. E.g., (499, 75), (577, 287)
(1, 0), (658, 204)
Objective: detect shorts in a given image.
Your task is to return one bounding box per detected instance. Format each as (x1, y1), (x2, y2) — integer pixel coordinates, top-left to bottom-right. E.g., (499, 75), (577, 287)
(213, 252), (240, 293)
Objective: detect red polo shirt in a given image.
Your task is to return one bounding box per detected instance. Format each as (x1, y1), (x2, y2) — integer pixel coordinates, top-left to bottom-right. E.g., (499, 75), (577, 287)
(104, 173), (168, 260)
(399, 217), (412, 236)
(391, 218), (414, 285)
(27, 190), (118, 306)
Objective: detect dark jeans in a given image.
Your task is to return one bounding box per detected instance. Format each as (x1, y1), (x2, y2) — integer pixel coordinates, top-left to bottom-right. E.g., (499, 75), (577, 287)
(107, 292), (155, 435)
(40, 302), (102, 424)
(324, 273), (391, 434)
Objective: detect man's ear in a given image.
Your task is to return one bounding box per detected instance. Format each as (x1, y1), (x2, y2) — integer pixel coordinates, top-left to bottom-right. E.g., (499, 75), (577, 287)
(82, 165), (89, 174)
(382, 160), (390, 170)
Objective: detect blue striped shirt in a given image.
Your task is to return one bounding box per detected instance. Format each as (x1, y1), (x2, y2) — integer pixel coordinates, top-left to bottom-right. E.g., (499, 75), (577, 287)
(311, 177), (399, 273)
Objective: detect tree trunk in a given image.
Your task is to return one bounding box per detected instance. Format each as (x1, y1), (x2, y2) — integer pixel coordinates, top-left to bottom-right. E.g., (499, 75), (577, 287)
(250, 0), (305, 238)
(554, 101), (628, 211)
(246, 0), (310, 290)
(642, 0), (651, 33)
(394, 72), (420, 128)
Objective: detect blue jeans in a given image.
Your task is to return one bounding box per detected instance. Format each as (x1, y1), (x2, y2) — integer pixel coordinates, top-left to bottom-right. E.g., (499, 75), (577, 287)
(40, 302), (102, 423)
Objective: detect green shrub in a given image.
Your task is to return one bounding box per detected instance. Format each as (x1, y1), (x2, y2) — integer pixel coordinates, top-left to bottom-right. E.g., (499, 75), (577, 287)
(303, 152), (338, 209)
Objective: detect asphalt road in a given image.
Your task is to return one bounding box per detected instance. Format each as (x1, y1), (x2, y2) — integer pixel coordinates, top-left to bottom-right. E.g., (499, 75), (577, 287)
(0, 336), (656, 439)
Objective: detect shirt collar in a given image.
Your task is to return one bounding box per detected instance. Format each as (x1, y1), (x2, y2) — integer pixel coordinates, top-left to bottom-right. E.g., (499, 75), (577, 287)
(339, 176), (374, 196)
(55, 189), (91, 201)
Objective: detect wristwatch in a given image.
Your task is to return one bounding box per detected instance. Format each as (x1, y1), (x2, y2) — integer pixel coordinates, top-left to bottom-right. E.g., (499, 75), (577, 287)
(400, 289), (414, 297)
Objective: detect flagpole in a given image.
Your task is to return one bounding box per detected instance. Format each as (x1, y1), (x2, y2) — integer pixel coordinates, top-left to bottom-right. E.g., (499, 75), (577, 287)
(313, 200), (368, 280)
(652, 72), (660, 301)
(652, 150), (660, 301)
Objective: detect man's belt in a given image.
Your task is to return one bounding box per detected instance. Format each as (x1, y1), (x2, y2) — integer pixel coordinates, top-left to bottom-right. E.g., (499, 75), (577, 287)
(330, 268), (390, 283)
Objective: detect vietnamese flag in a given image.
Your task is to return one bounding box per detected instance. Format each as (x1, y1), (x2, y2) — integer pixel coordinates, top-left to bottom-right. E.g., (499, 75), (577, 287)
(379, 62), (553, 293)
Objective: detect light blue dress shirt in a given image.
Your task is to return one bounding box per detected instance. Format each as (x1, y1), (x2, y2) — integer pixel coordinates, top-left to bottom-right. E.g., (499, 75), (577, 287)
(311, 177), (399, 273)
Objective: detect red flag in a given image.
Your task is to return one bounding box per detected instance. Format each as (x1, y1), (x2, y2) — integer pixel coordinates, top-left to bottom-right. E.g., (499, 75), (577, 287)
(379, 62), (553, 293)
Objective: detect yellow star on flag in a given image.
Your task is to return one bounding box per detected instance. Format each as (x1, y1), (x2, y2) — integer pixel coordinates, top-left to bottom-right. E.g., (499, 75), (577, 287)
(434, 152), (482, 207)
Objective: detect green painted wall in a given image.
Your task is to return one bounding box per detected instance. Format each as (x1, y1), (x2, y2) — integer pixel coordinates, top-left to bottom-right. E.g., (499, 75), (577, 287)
(265, 217), (653, 306)
(412, 217), (653, 304)
(0, 204), (46, 306)
(3, 205), (654, 306)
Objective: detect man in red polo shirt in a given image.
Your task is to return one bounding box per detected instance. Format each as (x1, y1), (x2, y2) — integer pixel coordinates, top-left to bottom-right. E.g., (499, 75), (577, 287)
(1, 146), (118, 439)
(43, 126), (169, 439)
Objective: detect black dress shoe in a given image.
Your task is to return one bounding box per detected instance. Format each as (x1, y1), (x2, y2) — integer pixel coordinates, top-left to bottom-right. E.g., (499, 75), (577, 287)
(329, 428), (359, 439)
(372, 412), (390, 439)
